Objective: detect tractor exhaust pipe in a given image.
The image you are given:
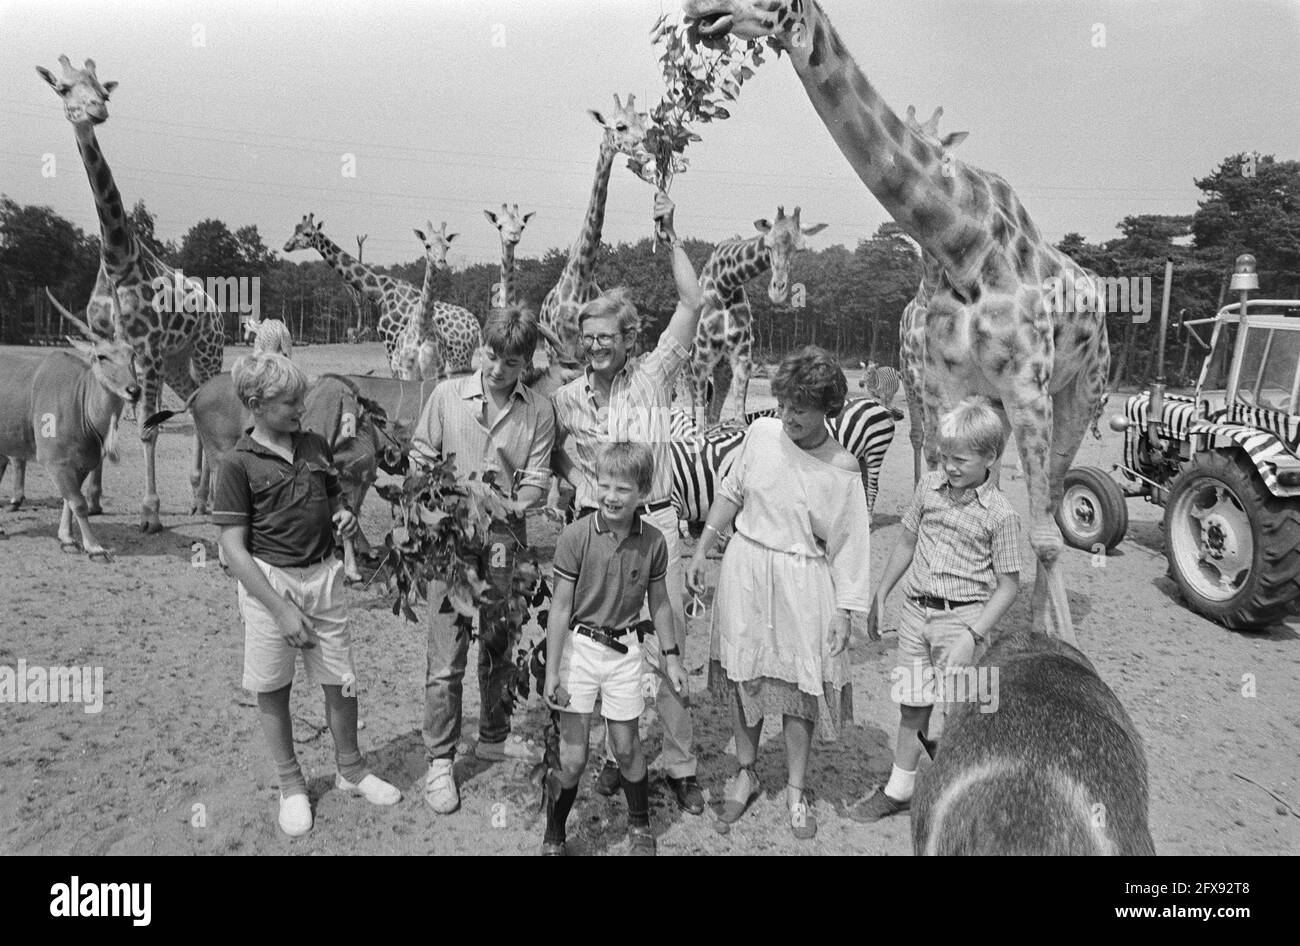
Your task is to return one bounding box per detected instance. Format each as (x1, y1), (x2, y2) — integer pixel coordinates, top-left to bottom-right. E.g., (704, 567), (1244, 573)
(1146, 258), (1175, 451)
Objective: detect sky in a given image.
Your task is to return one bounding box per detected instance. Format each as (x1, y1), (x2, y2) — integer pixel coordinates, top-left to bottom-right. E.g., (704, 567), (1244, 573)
(2, 0), (1298, 269)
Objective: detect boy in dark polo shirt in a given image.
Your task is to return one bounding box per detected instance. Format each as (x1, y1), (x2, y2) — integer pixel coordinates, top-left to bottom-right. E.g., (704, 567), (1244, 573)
(543, 442), (687, 855)
(213, 353), (400, 838)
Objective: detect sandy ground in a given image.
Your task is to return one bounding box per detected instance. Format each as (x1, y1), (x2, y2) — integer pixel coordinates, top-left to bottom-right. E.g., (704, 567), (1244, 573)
(1, 342), (1297, 856)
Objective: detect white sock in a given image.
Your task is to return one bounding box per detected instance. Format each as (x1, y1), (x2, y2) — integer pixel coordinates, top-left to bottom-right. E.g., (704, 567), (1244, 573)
(884, 764), (916, 801)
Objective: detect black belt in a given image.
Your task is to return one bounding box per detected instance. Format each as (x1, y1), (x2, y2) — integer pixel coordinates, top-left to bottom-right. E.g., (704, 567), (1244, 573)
(572, 619), (655, 654)
(911, 594), (982, 611)
(576, 499), (673, 519)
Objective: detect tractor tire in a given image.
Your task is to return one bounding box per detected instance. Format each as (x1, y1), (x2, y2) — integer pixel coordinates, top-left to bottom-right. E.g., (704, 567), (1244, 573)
(1056, 466), (1129, 551)
(1163, 450), (1300, 629)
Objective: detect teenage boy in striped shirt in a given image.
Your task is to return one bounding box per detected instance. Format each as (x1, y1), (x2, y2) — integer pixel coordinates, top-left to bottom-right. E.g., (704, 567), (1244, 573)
(410, 306), (557, 814)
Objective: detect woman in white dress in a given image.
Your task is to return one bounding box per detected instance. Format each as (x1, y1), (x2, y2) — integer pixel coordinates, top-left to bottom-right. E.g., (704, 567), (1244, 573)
(686, 346), (871, 839)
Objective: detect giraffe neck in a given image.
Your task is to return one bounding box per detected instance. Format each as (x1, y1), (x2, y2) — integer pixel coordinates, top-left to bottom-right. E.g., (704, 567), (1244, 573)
(564, 141), (616, 292)
(73, 123), (139, 277)
(310, 231), (387, 297)
(704, 235), (771, 298)
(784, 2), (1015, 283)
(420, 256), (450, 311)
(499, 240), (517, 306)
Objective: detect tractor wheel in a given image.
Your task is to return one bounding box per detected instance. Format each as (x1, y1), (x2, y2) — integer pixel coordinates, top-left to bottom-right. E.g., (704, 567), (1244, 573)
(1056, 466), (1129, 551)
(1163, 451), (1300, 629)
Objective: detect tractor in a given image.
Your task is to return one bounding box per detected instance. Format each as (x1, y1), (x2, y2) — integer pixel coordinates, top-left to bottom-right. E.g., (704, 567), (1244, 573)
(1056, 254), (1300, 629)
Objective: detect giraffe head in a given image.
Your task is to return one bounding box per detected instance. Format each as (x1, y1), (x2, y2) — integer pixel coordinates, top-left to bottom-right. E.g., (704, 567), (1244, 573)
(588, 93), (651, 158)
(683, 0), (804, 42)
(484, 204), (535, 248)
(283, 213), (324, 253)
(904, 105), (969, 151)
(754, 206), (827, 304)
(414, 221), (456, 272)
(36, 55), (118, 126)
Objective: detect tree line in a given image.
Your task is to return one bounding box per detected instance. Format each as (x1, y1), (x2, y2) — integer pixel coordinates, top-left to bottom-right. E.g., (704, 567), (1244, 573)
(1, 152), (1295, 388)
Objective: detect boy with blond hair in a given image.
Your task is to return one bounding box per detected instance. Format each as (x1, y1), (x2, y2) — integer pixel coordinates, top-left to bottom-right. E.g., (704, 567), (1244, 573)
(213, 353), (399, 837)
(848, 395), (1022, 822)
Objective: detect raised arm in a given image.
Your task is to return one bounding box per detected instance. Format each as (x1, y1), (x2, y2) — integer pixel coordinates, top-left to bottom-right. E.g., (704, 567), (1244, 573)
(655, 191), (704, 353)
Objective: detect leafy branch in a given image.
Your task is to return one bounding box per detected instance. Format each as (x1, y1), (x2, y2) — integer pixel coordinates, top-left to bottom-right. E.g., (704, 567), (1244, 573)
(374, 455), (552, 717)
(628, 13), (770, 195)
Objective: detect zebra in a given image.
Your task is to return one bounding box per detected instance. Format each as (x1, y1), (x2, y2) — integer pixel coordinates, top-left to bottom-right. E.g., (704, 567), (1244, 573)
(859, 360), (901, 407)
(669, 396), (897, 526)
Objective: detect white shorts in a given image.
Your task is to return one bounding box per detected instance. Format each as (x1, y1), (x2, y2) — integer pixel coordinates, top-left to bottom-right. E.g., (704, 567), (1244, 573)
(557, 631), (646, 722)
(239, 557), (355, 692)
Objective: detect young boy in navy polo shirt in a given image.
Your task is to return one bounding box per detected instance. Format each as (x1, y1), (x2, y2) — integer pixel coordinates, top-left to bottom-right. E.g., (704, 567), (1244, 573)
(543, 442), (688, 855)
(213, 353), (400, 838)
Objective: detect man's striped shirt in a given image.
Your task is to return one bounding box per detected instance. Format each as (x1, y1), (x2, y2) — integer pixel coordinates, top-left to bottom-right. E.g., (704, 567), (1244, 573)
(553, 333), (689, 510)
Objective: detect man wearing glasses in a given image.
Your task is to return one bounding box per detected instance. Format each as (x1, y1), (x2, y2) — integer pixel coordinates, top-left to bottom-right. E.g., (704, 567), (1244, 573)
(551, 190), (707, 815)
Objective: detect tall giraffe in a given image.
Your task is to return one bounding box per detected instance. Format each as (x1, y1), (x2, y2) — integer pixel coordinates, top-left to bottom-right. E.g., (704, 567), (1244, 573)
(684, 2), (1111, 643)
(412, 220), (482, 379)
(283, 214), (424, 379)
(899, 106), (968, 485)
(689, 206), (826, 431)
(483, 204), (534, 308)
(37, 55), (224, 532)
(538, 95), (652, 375)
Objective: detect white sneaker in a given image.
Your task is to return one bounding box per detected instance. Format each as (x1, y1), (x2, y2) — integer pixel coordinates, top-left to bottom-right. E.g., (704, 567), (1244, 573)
(425, 759), (459, 813)
(474, 734), (544, 764)
(335, 772), (401, 806)
(278, 793), (312, 837)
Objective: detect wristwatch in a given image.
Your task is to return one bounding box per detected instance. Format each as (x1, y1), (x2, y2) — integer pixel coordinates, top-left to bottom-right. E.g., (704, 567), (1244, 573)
(661, 645), (681, 657)
(963, 623), (985, 645)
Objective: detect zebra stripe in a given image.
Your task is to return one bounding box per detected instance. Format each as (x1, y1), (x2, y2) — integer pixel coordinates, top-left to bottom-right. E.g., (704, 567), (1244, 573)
(861, 363), (901, 406)
(669, 396), (897, 522)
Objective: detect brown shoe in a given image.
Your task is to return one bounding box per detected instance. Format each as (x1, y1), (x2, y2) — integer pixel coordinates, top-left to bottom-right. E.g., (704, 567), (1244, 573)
(716, 766), (761, 825)
(845, 785), (909, 823)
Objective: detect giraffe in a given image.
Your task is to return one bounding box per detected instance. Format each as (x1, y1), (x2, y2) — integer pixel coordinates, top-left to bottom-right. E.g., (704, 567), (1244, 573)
(688, 206), (826, 431)
(283, 213), (425, 379)
(538, 94), (652, 376)
(898, 106), (968, 485)
(411, 221), (482, 379)
(37, 55), (224, 532)
(683, 2), (1111, 644)
(483, 204), (534, 309)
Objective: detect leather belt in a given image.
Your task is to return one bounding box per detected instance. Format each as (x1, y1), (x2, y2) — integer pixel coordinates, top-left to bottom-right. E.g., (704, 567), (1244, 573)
(911, 594), (982, 611)
(576, 498), (673, 519)
(572, 619), (655, 654)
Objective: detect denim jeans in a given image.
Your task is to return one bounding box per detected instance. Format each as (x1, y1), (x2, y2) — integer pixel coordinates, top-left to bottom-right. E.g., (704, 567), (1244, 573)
(423, 515), (524, 762)
(423, 604), (514, 761)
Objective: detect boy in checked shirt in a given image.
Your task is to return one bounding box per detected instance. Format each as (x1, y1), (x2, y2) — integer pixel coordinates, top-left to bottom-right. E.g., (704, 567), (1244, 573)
(848, 396), (1021, 822)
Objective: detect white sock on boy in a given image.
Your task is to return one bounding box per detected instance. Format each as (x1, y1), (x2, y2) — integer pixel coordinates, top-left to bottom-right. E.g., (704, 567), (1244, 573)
(884, 765), (916, 801)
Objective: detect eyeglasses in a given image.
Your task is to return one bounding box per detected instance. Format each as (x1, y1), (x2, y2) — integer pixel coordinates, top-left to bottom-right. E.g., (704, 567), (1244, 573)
(580, 332), (622, 348)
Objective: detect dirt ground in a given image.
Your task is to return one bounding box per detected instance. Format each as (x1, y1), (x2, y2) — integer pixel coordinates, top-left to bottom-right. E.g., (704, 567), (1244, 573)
(1, 342), (1297, 856)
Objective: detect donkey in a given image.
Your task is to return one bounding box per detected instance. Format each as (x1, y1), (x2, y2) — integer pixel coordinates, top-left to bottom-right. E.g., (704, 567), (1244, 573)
(911, 631), (1155, 855)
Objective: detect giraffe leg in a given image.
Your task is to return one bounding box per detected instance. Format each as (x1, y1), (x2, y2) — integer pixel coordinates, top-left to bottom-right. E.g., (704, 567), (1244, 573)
(1002, 382), (1075, 646)
(905, 383), (926, 486)
(693, 348), (719, 433)
(730, 346), (752, 425)
(191, 434), (210, 516)
(138, 368), (165, 533)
